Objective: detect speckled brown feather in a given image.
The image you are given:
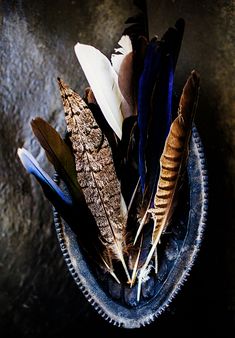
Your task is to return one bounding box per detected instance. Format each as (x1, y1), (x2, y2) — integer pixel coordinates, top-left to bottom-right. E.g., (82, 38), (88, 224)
(57, 78), (130, 279)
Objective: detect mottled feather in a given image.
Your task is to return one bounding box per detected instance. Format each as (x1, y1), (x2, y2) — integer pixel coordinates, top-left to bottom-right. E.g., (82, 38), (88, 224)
(57, 78), (130, 280)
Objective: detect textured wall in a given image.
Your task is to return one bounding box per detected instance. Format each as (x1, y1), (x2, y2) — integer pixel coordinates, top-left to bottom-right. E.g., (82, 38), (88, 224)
(0, 0), (234, 337)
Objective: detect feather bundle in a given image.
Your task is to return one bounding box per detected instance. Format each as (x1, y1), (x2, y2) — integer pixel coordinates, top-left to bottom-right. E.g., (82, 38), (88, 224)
(17, 8), (201, 305)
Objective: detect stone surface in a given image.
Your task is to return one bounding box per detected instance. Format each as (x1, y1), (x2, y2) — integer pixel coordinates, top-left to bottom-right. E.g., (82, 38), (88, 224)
(0, 0), (234, 337)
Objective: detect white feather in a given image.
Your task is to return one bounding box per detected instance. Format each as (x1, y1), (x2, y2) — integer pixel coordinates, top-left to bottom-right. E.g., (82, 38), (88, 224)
(74, 42), (123, 139)
(111, 35), (133, 74)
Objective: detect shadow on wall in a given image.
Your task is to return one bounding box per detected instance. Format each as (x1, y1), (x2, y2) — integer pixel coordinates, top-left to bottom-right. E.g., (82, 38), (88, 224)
(0, 0), (234, 337)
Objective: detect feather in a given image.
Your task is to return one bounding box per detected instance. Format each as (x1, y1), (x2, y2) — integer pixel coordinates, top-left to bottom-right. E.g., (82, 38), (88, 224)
(138, 19), (185, 194)
(84, 95), (121, 178)
(129, 235), (143, 287)
(123, 0), (149, 46)
(118, 52), (134, 118)
(58, 78), (130, 281)
(114, 39), (147, 120)
(119, 116), (139, 205)
(144, 54), (174, 203)
(111, 35), (133, 74)
(137, 37), (162, 191)
(74, 42), (123, 139)
(137, 70), (200, 299)
(18, 148), (112, 272)
(133, 199), (151, 244)
(111, 35), (134, 118)
(17, 148), (76, 221)
(31, 117), (85, 205)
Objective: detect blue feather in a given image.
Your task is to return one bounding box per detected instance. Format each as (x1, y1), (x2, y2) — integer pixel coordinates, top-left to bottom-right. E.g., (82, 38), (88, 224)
(137, 38), (162, 191)
(137, 20), (185, 196)
(145, 55), (174, 206)
(17, 148), (75, 221)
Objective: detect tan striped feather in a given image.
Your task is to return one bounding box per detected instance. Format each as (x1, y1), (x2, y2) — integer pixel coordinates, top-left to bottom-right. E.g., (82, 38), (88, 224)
(137, 71), (200, 299)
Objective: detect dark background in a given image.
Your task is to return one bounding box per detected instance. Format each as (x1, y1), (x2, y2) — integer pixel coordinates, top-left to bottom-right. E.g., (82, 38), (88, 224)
(0, 0), (234, 337)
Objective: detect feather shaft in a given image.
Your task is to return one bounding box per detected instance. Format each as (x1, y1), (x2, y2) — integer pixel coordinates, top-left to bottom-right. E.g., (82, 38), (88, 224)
(129, 235), (143, 287)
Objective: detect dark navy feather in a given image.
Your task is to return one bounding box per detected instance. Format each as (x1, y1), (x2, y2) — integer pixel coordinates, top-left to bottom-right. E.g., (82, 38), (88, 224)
(137, 38), (162, 191)
(144, 55), (174, 205)
(137, 19), (185, 196)
(119, 116), (139, 205)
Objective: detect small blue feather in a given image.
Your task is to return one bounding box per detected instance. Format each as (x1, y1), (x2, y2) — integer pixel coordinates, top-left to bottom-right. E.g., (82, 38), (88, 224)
(17, 148), (74, 217)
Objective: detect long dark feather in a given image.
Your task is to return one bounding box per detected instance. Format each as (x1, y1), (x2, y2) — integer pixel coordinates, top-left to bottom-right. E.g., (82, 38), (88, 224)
(144, 55), (174, 203)
(119, 116), (139, 205)
(138, 19), (185, 195)
(137, 37), (162, 191)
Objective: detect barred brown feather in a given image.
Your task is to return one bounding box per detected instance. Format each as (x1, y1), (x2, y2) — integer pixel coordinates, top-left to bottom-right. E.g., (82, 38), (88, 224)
(137, 71), (200, 299)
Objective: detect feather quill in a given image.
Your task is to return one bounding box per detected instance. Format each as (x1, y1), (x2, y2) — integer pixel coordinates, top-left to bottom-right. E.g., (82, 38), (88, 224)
(58, 78), (130, 281)
(74, 42), (123, 139)
(137, 70), (200, 299)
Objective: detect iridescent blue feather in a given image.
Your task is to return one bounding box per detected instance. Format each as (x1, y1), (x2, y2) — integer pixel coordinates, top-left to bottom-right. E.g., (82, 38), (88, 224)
(137, 19), (185, 196)
(17, 148), (76, 224)
(137, 38), (162, 191)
